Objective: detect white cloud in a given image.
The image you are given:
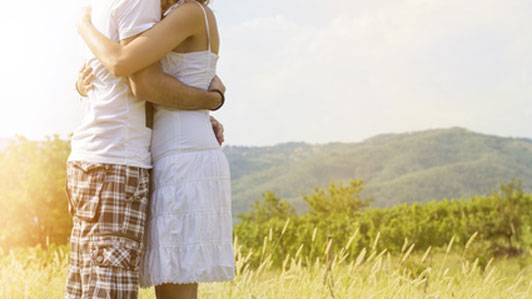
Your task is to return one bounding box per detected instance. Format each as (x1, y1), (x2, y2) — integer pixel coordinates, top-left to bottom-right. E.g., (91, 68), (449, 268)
(213, 0), (532, 145)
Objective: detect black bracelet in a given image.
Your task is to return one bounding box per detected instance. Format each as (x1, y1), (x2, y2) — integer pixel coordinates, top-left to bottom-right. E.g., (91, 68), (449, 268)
(209, 89), (225, 111)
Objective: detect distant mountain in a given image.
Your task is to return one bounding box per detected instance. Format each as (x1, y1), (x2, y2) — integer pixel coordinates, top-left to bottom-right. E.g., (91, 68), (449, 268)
(223, 128), (532, 215)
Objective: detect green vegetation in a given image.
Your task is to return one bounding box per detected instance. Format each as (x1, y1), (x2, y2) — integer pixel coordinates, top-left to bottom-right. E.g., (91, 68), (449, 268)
(1, 128), (532, 252)
(235, 179), (532, 269)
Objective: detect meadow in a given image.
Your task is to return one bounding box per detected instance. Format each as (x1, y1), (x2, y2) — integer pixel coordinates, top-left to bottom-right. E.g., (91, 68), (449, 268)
(2, 233), (532, 298)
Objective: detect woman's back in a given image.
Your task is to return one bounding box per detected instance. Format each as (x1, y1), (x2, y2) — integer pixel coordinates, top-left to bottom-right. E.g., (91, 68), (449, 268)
(151, 0), (222, 160)
(160, 0), (219, 89)
(169, 0), (219, 55)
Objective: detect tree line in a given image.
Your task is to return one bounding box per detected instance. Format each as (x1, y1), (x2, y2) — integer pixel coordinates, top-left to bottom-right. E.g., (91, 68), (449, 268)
(235, 179), (531, 267)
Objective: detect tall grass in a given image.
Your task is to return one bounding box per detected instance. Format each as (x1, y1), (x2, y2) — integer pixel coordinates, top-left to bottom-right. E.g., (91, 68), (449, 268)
(1, 232), (532, 298)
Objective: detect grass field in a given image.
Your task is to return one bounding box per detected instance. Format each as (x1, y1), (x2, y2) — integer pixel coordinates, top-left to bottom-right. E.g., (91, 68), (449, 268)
(2, 235), (532, 299)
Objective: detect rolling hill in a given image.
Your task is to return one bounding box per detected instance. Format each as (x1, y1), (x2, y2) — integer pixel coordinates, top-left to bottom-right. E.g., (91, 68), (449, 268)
(223, 127), (532, 215)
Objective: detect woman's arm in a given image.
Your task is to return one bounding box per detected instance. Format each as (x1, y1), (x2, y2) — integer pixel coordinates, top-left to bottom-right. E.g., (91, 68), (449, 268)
(77, 3), (204, 77)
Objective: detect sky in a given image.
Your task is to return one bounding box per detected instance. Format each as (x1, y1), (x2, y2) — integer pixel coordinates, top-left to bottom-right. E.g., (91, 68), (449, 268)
(0, 0), (530, 146)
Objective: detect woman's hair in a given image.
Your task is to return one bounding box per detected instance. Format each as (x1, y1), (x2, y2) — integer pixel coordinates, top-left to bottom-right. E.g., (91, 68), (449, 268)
(163, 0), (209, 9)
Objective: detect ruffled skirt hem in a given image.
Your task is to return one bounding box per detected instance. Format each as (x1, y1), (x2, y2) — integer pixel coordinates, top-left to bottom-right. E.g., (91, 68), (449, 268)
(140, 274), (235, 288)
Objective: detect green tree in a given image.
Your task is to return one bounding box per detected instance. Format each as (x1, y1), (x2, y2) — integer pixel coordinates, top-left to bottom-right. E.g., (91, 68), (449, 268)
(303, 179), (374, 217)
(234, 192), (297, 267)
(237, 191), (295, 223)
(0, 136), (72, 250)
(490, 179), (529, 250)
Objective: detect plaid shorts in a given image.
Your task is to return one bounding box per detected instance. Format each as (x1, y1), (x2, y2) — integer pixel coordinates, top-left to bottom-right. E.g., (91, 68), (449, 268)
(65, 161), (150, 299)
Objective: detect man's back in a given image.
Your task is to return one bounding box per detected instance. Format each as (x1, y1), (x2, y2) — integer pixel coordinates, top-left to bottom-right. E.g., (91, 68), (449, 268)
(69, 0), (161, 168)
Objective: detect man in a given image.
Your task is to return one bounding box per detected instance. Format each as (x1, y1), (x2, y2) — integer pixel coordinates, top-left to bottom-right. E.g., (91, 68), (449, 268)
(66, 0), (225, 297)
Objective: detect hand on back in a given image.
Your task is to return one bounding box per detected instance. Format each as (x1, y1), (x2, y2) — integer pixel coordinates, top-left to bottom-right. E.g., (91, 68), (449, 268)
(76, 63), (94, 97)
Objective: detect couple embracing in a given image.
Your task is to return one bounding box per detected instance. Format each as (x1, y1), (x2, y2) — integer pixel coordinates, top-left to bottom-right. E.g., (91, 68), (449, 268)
(65, 0), (234, 298)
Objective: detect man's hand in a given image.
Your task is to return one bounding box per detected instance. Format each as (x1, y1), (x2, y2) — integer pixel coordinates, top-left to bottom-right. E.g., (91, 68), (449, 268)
(210, 116), (225, 146)
(208, 75), (226, 94)
(76, 63), (94, 97)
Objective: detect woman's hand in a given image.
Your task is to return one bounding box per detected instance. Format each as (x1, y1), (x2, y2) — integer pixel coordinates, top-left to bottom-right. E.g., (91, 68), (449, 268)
(75, 63), (94, 97)
(210, 116), (225, 146)
(209, 75), (226, 95)
(76, 6), (92, 33)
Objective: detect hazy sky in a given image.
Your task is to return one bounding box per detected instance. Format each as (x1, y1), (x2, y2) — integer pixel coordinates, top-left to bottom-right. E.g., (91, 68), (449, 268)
(0, 0), (530, 146)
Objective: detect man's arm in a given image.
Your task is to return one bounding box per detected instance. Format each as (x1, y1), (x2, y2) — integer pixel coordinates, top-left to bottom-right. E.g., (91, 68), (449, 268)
(75, 63), (94, 97)
(120, 35), (222, 110)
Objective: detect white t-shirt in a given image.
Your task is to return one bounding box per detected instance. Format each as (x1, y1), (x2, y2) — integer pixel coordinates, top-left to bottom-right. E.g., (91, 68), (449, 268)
(69, 0), (161, 168)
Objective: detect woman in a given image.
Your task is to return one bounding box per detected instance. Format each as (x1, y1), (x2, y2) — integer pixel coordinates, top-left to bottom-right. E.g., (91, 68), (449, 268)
(76, 0), (234, 298)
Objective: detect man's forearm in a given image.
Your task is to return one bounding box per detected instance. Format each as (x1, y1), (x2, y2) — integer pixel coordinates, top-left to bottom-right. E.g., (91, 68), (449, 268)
(129, 66), (221, 110)
(119, 35), (221, 110)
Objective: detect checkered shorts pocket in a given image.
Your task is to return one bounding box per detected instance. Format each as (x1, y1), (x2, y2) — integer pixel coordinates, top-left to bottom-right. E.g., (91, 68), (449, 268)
(66, 162), (109, 222)
(90, 236), (141, 271)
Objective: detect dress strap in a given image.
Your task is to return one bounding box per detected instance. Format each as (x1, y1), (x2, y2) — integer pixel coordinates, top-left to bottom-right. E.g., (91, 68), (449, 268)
(190, 0), (211, 51)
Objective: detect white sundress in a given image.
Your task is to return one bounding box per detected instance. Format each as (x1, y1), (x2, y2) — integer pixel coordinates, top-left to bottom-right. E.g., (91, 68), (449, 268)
(139, 0), (235, 287)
